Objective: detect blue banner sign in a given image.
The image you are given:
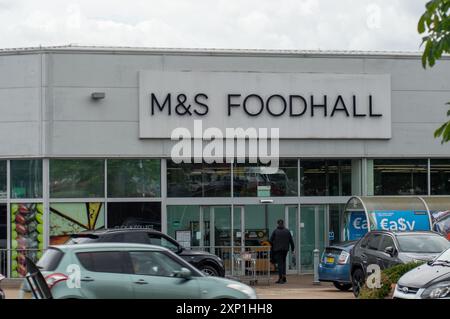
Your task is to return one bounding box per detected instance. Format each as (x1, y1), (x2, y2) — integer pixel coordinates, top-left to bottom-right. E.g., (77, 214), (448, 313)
(369, 210), (431, 232)
(345, 211), (368, 241)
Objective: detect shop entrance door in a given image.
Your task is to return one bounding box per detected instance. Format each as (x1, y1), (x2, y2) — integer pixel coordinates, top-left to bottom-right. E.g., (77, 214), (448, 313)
(234, 205), (299, 274)
(299, 205), (328, 273)
(201, 206), (232, 248)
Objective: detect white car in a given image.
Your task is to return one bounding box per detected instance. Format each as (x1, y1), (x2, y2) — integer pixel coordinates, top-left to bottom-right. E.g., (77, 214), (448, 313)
(394, 247), (450, 299)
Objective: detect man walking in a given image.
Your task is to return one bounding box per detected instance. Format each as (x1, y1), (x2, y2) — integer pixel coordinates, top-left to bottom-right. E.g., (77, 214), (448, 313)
(269, 219), (295, 284)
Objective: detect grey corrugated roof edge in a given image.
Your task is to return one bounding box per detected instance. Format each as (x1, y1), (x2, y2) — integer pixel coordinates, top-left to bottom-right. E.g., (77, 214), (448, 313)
(0, 44), (448, 59)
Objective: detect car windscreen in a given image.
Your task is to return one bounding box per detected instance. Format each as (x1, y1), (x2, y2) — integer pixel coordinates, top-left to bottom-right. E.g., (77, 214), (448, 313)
(36, 248), (64, 271)
(397, 235), (450, 253)
(436, 248), (450, 262)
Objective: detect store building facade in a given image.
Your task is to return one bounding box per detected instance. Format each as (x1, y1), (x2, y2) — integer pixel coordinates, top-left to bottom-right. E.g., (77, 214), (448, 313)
(0, 46), (449, 276)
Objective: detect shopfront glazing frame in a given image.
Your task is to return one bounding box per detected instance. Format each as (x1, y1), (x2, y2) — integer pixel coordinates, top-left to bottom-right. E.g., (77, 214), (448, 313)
(1, 156), (449, 276)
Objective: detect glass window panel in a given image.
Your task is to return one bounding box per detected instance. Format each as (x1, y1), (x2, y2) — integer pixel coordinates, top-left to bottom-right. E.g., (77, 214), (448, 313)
(300, 160), (352, 196)
(373, 159), (427, 195)
(49, 202), (105, 245)
(233, 160), (298, 197)
(233, 207), (242, 247)
(107, 159), (161, 197)
(129, 251), (184, 277)
(213, 207), (232, 247)
(10, 203), (44, 277)
(167, 162), (231, 197)
(11, 160), (42, 199)
(0, 161), (6, 199)
(243, 205), (272, 246)
(167, 205), (201, 247)
(107, 202), (161, 231)
(431, 159), (450, 195)
(0, 204), (6, 249)
(329, 204), (343, 244)
(1, 204), (6, 274)
(301, 160), (326, 196)
(50, 159), (104, 198)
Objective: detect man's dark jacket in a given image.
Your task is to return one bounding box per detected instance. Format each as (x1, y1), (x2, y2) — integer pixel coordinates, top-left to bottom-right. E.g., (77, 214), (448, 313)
(269, 226), (295, 252)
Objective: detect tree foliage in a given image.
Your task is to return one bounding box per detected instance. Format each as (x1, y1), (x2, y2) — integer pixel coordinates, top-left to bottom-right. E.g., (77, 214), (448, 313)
(418, 0), (450, 143)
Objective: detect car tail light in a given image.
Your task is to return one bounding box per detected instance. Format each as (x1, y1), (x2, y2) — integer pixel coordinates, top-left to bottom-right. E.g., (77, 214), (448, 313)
(45, 273), (68, 289)
(337, 251), (350, 264)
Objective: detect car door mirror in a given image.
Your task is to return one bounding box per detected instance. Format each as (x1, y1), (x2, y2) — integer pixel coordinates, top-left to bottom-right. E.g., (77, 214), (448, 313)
(384, 246), (396, 257)
(173, 267), (192, 279)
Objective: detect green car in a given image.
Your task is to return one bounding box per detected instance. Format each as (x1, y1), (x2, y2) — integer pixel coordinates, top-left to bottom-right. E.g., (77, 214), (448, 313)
(22, 243), (256, 299)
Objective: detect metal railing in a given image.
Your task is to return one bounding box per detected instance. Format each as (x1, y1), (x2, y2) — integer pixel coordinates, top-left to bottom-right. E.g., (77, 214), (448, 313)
(191, 245), (272, 285)
(0, 249), (44, 278)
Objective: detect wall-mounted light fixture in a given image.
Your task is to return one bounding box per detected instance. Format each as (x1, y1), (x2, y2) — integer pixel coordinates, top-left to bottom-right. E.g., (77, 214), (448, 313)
(260, 199), (274, 204)
(91, 92), (105, 100)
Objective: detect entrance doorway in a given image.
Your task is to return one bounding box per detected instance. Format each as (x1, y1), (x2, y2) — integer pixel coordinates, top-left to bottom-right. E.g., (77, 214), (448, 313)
(166, 204), (330, 274)
(234, 204), (328, 274)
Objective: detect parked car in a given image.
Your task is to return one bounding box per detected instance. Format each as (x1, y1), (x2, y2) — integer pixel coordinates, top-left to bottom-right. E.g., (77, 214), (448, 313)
(318, 241), (355, 291)
(350, 230), (450, 296)
(66, 228), (225, 277)
(22, 243), (256, 299)
(393, 247), (450, 299)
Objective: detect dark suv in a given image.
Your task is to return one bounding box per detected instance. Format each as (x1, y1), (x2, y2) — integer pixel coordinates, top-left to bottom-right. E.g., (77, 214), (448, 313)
(350, 230), (450, 296)
(66, 228), (225, 277)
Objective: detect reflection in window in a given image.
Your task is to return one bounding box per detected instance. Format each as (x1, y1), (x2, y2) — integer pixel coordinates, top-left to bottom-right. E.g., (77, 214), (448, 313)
(50, 159), (104, 198)
(373, 159), (427, 195)
(107, 202), (161, 231)
(431, 159), (450, 195)
(49, 202), (105, 245)
(167, 162), (231, 197)
(10, 160), (42, 198)
(233, 160), (298, 197)
(0, 161), (6, 199)
(107, 159), (161, 197)
(300, 160), (351, 196)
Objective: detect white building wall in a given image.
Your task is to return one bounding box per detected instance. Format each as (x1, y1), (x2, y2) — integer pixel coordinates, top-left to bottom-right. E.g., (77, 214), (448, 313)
(0, 48), (449, 158)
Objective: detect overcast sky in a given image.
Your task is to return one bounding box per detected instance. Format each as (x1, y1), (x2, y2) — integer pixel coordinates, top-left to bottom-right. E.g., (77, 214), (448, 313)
(0, 0), (427, 51)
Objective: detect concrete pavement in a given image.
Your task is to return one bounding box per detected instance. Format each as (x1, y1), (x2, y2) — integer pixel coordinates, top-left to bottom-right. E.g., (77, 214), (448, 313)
(254, 275), (354, 299)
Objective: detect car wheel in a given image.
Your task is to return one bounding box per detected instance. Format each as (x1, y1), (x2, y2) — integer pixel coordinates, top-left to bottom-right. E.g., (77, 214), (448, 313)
(351, 268), (365, 297)
(199, 264), (220, 276)
(333, 282), (352, 291)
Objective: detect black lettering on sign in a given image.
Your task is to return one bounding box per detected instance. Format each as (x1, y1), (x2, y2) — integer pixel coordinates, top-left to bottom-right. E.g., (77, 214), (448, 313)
(243, 94), (264, 116)
(266, 94), (287, 116)
(330, 95), (350, 117)
(311, 95), (327, 117)
(175, 94), (192, 116)
(227, 94), (241, 116)
(151, 93), (171, 115)
(369, 95), (382, 117)
(289, 95), (307, 117)
(352, 95), (366, 117)
(194, 93), (209, 116)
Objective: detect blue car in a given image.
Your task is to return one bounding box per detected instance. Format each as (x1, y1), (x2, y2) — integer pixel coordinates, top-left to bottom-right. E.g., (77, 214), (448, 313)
(318, 241), (356, 291)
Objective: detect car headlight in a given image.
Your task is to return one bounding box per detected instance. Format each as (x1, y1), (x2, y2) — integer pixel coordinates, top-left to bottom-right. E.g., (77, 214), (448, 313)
(226, 283), (256, 298)
(422, 281), (450, 299)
